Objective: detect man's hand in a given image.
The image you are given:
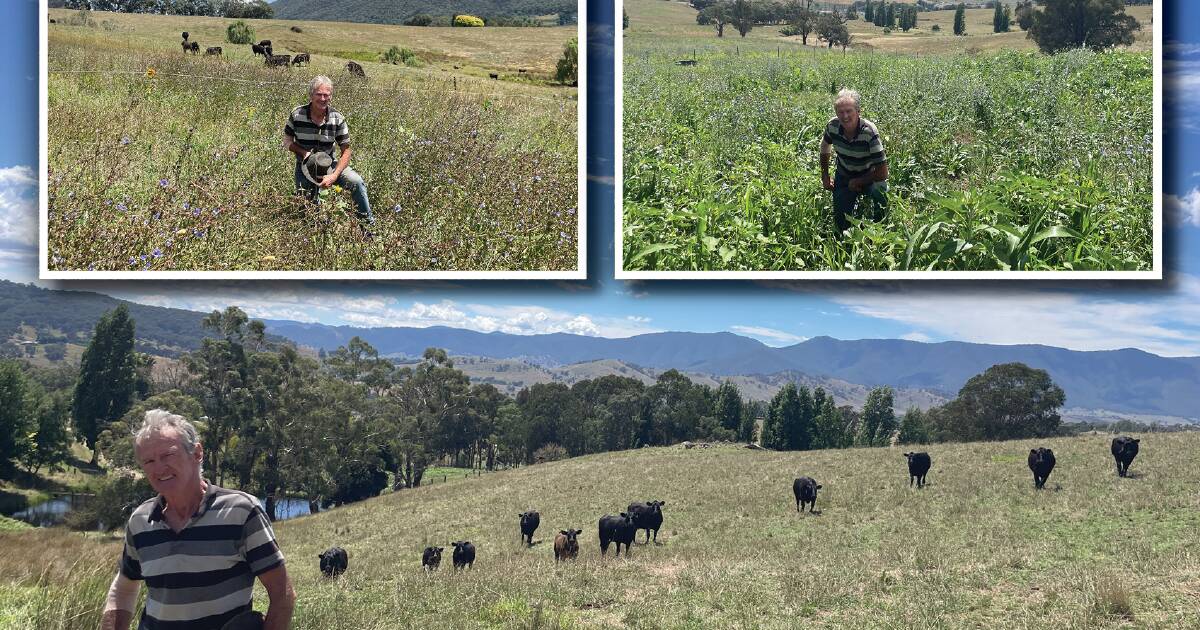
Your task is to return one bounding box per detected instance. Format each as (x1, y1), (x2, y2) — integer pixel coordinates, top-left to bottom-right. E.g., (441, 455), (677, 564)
(821, 172), (834, 191)
(848, 177), (867, 193)
(319, 173), (338, 188)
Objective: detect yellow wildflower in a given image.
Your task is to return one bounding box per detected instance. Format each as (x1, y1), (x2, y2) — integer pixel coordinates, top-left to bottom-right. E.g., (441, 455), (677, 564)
(261, 255), (277, 262)
(145, 67), (157, 78)
(176, 228), (188, 236)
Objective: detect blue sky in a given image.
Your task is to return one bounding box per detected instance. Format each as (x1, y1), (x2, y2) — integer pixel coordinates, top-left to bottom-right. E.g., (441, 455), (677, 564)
(3, 0), (1200, 357)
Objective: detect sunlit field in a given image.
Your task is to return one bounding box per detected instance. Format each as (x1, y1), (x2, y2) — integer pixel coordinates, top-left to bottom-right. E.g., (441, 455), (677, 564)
(622, 1), (1153, 272)
(46, 10), (580, 272)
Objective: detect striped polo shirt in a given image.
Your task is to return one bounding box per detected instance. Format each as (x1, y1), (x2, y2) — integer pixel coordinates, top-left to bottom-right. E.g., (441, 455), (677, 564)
(284, 103), (350, 161)
(119, 482), (285, 630)
(823, 116), (887, 177)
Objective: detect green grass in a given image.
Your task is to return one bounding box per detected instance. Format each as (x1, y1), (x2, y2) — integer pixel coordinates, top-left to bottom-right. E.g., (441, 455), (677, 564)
(622, 1), (1153, 272)
(47, 12), (579, 272)
(4, 431), (1200, 628)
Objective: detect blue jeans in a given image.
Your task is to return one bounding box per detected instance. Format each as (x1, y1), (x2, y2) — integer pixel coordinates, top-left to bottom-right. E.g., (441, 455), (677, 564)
(832, 172), (887, 235)
(294, 162), (374, 224)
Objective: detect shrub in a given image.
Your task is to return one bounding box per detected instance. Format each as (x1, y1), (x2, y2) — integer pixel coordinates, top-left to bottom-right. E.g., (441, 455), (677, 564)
(226, 20), (255, 45)
(532, 443), (568, 463)
(65, 470), (154, 532)
(381, 45), (419, 66)
(453, 14), (485, 27)
(406, 14), (433, 26)
(65, 10), (96, 27)
(555, 37), (578, 85)
(932, 24), (941, 32)
(290, 25), (303, 33)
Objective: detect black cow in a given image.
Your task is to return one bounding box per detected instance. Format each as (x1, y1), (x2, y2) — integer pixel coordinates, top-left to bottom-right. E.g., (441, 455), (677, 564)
(258, 39), (272, 48)
(205, 46), (222, 56)
(291, 53), (310, 66)
(251, 43), (270, 58)
(554, 529), (582, 561)
(488, 72), (499, 79)
(793, 476), (821, 513)
(421, 546), (443, 571)
(1028, 447), (1056, 489)
(181, 31), (189, 41)
(1111, 437), (1140, 478)
(318, 546), (347, 577)
(265, 54), (291, 67)
(451, 541), (475, 569)
(904, 452), (932, 488)
(182, 41), (199, 54)
(346, 61), (366, 77)
(598, 513), (637, 558)
(627, 500), (665, 544)
(519, 510), (539, 546)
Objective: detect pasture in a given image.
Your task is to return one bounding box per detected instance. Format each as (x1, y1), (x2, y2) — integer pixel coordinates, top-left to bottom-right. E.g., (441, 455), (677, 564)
(4, 431), (1200, 628)
(46, 10), (580, 272)
(621, 1), (1154, 271)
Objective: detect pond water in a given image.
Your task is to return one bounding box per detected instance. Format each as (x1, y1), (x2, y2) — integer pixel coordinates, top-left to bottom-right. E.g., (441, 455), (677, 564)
(10, 494), (314, 527)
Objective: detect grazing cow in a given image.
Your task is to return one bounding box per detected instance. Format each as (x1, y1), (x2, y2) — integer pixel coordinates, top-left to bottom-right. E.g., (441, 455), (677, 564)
(182, 41), (199, 54)
(1028, 447), (1056, 489)
(291, 53), (310, 66)
(904, 452), (932, 488)
(792, 476), (821, 513)
(205, 46), (222, 56)
(251, 43), (270, 58)
(554, 529), (582, 561)
(291, 26), (304, 33)
(421, 546), (443, 571)
(598, 513), (637, 558)
(488, 72), (499, 79)
(318, 546), (348, 578)
(49, 18), (56, 23)
(266, 54), (292, 67)
(1111, 437), (1140, 478)
(518, 68), (527, 73)
(181, 31), (189, 41)
(451, 541), (475, 569)
(626, 500), (665, 544)
(258, 39), (272, 48)
(346, 61), (366, 77)
(519, 510), (540, 546)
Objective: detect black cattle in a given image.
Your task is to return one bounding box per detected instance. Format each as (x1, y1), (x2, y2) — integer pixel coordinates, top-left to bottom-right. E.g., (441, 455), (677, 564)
(489, 72), (499, 79)
(904, 452), (932, 488)
(451, 541), (475, 569)
(205, 46), (222, 56)
(626, 500), (665, 544)
(291, 53), (310, 66)
(421, 546), (443, 571)
(265, 54), (291, 67)
(318, 546), (347, 578)
(1111, 437), (1140, 478)
(1028, 447), (1056, 489)
(519, 510), (540, 546)
(793, 476), (821, 513)
(554, 529), (582, 561)
(291, 26), (304, 33)
(346, 61), (366, 77)
(258, 39), (272, 48)
(251, 43), (270, 58)
(181, 31), (189, 41)
(598, 513), (637, 558)
(182, 41), (199, 54)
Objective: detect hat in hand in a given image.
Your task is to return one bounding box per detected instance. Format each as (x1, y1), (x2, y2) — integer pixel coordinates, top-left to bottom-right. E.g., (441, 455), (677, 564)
(220, 610), (264, 630)
(301, 151), (333, 186)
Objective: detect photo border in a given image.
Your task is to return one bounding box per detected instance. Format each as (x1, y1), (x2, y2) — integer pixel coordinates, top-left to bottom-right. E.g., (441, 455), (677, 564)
(614, 0), (1162, 280)
(39, 0), (587, 280)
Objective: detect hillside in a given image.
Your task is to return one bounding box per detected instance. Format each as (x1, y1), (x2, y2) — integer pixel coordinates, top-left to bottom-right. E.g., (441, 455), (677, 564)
(271, 0), (577, 25)
(8, 432), (1200, 628)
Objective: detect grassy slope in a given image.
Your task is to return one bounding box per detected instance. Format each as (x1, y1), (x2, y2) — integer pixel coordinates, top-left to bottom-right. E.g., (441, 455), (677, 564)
(4, 432), (1198, 628)
(625, 1), (1153, 55)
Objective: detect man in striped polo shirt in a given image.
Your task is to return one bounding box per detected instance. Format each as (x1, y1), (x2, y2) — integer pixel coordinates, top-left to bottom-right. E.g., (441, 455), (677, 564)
(819, 88), (890, 236)
(100, 410), (295, 630)
(284, 75), (375, 228)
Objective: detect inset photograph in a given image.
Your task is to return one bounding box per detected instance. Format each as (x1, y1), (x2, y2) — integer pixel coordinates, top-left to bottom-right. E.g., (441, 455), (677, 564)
(619, 0), (1159, 276)
(42, 1), (584, 277)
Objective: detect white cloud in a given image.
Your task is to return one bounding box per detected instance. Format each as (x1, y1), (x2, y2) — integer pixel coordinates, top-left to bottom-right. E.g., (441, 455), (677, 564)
(0, 165), (37, 247)
(900, 332), (934, 342)
(1167, 60), (1200, 131)
(729, 325), (807, 347)
(1165, 188), (1200, 227)
(829, 277), (1200, 357)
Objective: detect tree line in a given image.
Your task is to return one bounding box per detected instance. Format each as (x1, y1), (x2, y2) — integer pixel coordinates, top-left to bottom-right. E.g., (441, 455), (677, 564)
(1, 304), (1158, 531)
(58, 0), (273, 19)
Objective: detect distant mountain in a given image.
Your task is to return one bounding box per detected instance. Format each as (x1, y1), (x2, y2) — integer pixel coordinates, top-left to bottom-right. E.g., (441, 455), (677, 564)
(1, 280), (1196, 422)
(270, 0), (575, 25)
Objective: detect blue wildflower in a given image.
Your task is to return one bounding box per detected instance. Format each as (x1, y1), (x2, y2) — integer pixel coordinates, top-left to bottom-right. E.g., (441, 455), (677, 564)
(159, 178), (169, 187)
(152, 249), (162, 258)
(120, 136), (131, 146)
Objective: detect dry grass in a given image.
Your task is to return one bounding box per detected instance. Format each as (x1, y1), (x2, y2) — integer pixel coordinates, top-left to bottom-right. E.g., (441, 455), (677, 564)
(4, 431), (1200, 628)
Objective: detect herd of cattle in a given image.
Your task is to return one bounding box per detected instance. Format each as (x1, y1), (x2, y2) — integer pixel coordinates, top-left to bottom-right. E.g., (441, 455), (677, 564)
(313, 436), (1143, 577)
(173, 31), (365, 76)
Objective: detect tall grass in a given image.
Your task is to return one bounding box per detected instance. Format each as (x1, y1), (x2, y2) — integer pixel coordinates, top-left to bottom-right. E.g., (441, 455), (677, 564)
(623, 44), (1152, 271)
(47, 30), (578, 272)
(5, 431), (1200, 628)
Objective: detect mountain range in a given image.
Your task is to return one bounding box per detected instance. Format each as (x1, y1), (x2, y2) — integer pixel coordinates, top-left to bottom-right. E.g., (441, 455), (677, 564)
(1, 281), (1196, 423)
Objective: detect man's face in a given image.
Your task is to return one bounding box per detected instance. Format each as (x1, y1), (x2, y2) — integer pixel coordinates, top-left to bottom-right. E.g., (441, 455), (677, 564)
(311, 85), (332, 110)
(135, 428), (203, 498)
(835, 99), (859, 130)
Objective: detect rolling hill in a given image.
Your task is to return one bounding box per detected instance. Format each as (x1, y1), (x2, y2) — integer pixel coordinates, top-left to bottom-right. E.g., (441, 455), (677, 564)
(271, 0), (576, 25)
